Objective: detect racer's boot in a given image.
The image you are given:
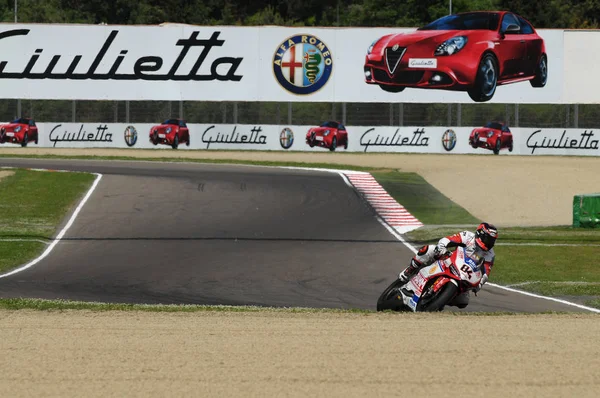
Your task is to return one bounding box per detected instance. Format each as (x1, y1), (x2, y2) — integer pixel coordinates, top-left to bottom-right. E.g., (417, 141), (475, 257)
(398, 259), (422, 283)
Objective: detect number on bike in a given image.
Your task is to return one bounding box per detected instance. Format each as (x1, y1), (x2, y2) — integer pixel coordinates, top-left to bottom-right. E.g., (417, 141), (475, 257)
(460, 264), (473, 278)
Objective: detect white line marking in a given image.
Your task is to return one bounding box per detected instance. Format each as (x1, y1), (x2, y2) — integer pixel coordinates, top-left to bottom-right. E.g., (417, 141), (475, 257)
(291, 166), (600, 314)
(485, 283), (600, 313)
(0, 172), (102, 279)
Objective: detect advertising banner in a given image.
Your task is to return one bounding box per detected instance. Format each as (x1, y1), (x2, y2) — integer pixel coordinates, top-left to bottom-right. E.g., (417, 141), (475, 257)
(1, 120), (599, 156)
(0, 19), (585, 103)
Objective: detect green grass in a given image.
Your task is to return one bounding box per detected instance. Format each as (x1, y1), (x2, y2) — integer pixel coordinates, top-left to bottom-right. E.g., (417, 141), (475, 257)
(0, 169), (95, 272)
(492, 246), (600, 286)
(371, 171), (479, 225)
(0, 297), (570, 315)
(586, 298), (600, 308)
(0, 241), (46, 273)
(515, 282), (600, 296)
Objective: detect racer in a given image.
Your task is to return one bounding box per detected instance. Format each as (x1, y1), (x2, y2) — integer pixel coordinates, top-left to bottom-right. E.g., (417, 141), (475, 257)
(397, 222), (498, 308)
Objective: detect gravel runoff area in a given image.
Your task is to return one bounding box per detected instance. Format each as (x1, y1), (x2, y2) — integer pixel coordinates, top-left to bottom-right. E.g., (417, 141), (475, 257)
(2, 148), (597, 226)
(0, 310), (598, 397)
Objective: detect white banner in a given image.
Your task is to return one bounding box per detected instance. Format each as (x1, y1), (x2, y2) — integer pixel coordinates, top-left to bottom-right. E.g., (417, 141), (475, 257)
(0, 21), (584, 103)
(1, 121), (599, 156)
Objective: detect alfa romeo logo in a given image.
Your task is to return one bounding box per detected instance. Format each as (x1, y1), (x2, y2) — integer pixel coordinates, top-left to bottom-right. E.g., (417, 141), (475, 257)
(442, 129), (457, 152)
(272, 34), (333, 95)
(280, 128), (294, 149)
(124, 125), (138, 147)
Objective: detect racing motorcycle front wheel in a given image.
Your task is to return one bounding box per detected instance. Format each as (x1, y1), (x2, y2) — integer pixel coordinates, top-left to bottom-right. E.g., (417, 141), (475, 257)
(416, 282), (458, 312)
(376, 279), (408, 312)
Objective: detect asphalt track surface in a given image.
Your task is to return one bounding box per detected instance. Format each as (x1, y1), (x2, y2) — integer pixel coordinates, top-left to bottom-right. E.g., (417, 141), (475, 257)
(0, 158), (589, 312)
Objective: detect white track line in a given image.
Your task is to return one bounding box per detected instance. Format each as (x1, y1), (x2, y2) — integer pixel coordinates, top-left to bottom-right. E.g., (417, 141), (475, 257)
(0, 172), (102, 279)
(484, 284), (600, 313)
(328, 168), (600, 314)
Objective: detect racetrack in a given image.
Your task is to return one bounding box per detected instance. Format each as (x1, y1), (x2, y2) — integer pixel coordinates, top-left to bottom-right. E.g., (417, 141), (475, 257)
(3, 148), (599, 226)
(0, 158), (591, 313)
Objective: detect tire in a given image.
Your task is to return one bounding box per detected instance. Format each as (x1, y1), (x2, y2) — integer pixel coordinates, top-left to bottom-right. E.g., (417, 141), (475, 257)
(376, 279), (409, 312)
(471, 133), (479, 149)
(493, 137), (501, 155)
(530, 54), (548, 88)
(34, 134), (38, 144)
(186, 134), (190, 147)
(21, 132), (28, 147)
(416, 282), (458, 312)
(152, 132), (158, 145)
(329, 136), (337, 152)
(508, 139), (513, 152)
(380, 85), (405, 93)
(172, 135), (179, 149)
(468, 53), (498, 102)
(344, 136), (348, 150)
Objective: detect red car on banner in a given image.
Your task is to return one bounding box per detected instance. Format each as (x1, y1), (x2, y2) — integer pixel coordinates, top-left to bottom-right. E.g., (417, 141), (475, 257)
(0, 118), (38, 147)
(364, 11), (547, 102)
(469, 121), (514, 154)
(306, 121), (349, 151)
(149, 119), (190, 149)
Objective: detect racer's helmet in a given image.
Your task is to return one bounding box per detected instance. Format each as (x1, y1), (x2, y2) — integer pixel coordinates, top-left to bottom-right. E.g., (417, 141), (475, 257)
(475, 223), (498, 251)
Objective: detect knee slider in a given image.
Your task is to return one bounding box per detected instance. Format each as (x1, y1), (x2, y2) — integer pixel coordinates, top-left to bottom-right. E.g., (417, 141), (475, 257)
(417, 245), (428, 256)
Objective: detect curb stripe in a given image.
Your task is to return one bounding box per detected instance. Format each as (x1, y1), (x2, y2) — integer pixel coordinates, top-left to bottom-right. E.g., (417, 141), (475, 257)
(344, 172), (423, 233)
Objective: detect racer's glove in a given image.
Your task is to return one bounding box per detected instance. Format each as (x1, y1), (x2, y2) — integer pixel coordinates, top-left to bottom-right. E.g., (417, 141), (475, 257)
(433, 244), (448, 259)
(474, 274), (489, 293)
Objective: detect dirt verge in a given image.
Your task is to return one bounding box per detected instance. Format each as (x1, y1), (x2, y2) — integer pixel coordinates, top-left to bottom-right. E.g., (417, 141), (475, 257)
(0, 310), (598, 397)
(0, 170), (15, 181)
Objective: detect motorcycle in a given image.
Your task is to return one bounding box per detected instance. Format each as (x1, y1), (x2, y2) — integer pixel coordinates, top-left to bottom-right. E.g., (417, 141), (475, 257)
(376, 247), (485, 312)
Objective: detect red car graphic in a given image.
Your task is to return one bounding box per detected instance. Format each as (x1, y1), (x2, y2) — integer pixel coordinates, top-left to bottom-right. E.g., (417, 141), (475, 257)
(0, 118), (38, 147)
(306, 121), (349, 151)
(149, 119), (190, 149)
(364, 11), (547, 102)
(469, 121), (514, 154)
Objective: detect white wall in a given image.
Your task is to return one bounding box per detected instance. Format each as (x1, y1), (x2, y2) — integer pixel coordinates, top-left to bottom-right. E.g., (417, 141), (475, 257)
(3, 122), (599, 156)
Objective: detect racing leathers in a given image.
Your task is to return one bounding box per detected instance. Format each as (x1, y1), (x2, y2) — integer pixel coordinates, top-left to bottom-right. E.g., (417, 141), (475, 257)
(398, 231), (495, 308)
